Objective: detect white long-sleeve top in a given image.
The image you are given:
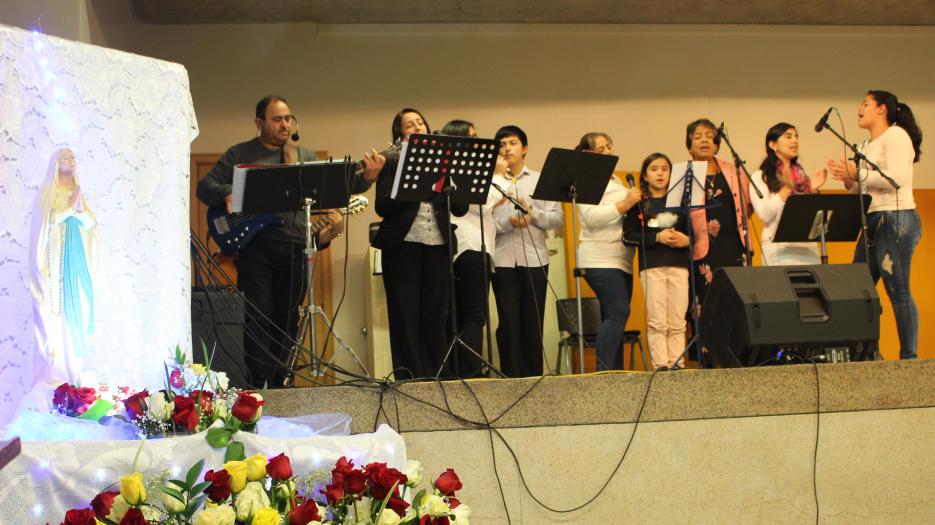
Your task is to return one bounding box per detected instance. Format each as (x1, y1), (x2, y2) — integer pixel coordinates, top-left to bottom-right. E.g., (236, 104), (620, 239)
(853, 125), (916, 212)
(576, 176), (635, 273)
(492, 166), (564, 268)
(750, 170), (820, 266)
(452, 174), (510, 260)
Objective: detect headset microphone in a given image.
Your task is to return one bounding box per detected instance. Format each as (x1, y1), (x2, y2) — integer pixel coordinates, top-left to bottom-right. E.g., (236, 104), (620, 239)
(291, 115), (300, 141)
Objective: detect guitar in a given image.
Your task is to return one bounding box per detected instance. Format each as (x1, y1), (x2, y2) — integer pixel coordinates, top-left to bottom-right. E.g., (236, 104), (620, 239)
(208, 195), (369, 254)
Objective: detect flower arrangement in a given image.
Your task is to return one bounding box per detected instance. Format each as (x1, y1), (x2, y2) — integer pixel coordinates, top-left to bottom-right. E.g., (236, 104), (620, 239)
(58, 451), (470, 525)
(51, 346), (264, 449)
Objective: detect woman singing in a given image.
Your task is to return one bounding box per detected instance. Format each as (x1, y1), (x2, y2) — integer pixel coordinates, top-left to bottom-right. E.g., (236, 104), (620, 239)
(751, 123), (827, 265)
(826, 90), (923, 360)
(370, 108), (469, 379)
(576, 132), (640, 370)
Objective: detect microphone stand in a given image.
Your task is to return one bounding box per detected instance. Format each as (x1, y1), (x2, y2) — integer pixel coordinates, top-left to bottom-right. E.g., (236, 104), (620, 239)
(717, 125), (759, 267)
(490, 182), (529, 215)
(815, 120), (886, 266)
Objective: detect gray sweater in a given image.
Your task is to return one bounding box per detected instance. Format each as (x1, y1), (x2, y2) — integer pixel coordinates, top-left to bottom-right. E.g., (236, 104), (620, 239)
(196, 138), (373, 243)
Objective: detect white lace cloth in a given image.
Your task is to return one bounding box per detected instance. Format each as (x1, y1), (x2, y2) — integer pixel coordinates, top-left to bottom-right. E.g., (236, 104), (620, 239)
(0, 25), (198, 426)
(0, 413), (405, 524)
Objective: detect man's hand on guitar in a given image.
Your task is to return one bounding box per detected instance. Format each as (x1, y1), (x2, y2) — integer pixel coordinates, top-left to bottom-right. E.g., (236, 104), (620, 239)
(225, 194), (233, 214)
(319, 209), (345, 245)
(363, 149), (386, 182)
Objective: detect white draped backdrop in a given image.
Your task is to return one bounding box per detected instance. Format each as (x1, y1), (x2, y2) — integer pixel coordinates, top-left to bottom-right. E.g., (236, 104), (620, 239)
(0, 24), (198, 427)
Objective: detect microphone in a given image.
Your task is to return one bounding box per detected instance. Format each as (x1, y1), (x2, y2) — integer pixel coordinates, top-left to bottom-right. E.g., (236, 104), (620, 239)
(626, 174), (636, 188)
(814, 107), (833, 132)
(291, 115), (300, 141)
(716, 122), (726, 140)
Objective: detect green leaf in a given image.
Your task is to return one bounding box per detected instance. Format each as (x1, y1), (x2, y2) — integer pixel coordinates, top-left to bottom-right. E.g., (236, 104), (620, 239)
(186, 459), (205, 488)
(189, 481), (212, 496)
(412, 488), (427, 509)
(224, 440), (246, 462)
(76, 399), (115, 422)
(206, 427), (233, 448)
(186, 494), (207, 518)
(159, 485), (186, 503)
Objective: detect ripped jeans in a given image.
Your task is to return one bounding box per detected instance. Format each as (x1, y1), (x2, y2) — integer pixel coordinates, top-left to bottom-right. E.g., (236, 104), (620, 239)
(854, 210), (922, 359)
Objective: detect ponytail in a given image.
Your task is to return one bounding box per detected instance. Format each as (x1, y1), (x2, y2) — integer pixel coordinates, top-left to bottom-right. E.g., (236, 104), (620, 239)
(868, 90), (923, 162)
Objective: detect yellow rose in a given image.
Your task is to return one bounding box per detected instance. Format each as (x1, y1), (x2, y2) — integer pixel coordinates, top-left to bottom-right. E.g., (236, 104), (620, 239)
(251, 507), (281, 525)
(106, 495), (129, 522)
(234, 481), (270, 522)
(223, 460), (248, 493)
(191, 363), (207, 376)
(451, 502), (471, 525)
(418, 494), (449, 517)
(194, 504), (236, 525)
(404, 460), (423, 487)
(245, 454), (267, 481)
(376, 508), (402, 525)
(120, 472), (146, 505)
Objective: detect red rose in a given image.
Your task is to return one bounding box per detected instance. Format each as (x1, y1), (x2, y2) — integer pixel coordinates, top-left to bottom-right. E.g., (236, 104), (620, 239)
(434, 469), (462, 496)
(323, 482), (344, 505)
(266, 453), (293, 481)
(447, 496), (461, 509)
(123, 390), (150, 421)
(74, 387), (98, 414)
(365, 462), (407, 500)
(289, 500), (321, 525)
(419, 517), (450, 525)
(332, 456), (354, 475)
(90, 490), (119, 519)
(191, 390), (214, 415)
(52, 383), (73, 411)
(343, 469), (367, 495)
(61, 508), (96, 525)
(172, 395), (199, 431)
(203, 469), (232, 502)
(231, 391), (264, 423)
(118, 507), (148, 525)
(386, 495), (410, 517)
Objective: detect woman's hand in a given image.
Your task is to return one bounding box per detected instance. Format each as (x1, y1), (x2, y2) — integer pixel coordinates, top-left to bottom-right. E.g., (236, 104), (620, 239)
(362, 149), (386, 182)
(70, 186), (84, 212)
(617, 185), (642, 214)
(826, 157), (856, 185)
(811, 168), (828, 191)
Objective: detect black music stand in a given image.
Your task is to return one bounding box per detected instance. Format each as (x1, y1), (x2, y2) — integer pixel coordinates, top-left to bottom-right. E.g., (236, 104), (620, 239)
(232, 160), (370, 385)
(392, 134), (506, 379)
(773, 194), (871, 264)
(533, 148), (618, 373)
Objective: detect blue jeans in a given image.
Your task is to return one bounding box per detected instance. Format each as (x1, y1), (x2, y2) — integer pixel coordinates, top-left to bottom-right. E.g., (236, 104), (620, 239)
(583, 268), (633, 370)
(854, 210), (922, 359)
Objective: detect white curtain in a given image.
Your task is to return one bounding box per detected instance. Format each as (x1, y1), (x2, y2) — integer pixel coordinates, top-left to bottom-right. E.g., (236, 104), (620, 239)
(0, 24), (198, 426)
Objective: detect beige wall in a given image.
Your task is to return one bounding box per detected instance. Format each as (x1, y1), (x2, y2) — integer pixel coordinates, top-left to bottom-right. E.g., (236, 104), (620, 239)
(6, 3), (935, 373)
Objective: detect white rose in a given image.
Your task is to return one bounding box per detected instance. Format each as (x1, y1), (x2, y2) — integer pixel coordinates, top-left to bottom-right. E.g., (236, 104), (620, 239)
(194, 504), (236, 525)
(234, 481), (270, 522)
(213, 371), (230, 390)
(148, 392), (173, 421)
(342, 497), (373, 524)
(106, 495), (130, 522)
(451, 502), (471, 524)
(375, 508), (402, 525)
(418, 494), (449, 517)
(404, 460), (423, 487)
(162, 480), (187, 513)
(214, 398), (228, 419)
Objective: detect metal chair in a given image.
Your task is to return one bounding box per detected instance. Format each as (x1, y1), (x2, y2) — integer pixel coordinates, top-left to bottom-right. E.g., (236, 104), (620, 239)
(556, 297), (649, 373)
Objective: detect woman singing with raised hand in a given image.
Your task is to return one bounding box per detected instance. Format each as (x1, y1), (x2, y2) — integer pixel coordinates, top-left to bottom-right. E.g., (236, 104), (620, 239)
(826, 90), (923, 360)
(751, 123), (827, 266)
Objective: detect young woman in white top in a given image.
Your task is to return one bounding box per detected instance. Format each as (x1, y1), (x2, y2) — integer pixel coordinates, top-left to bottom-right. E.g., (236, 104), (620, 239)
(751, 123), (827, 265)
(826, 90), (923, 359)
(576, 132), (641, 370)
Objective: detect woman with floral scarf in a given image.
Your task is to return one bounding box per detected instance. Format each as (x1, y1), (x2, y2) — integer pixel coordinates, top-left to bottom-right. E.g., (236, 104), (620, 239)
(751, 123), (828, 265)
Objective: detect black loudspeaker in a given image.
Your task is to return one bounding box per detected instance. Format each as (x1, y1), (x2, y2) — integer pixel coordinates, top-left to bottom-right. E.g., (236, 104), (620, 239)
(700, 264), (881, 367)
(191, 287), (251, 388)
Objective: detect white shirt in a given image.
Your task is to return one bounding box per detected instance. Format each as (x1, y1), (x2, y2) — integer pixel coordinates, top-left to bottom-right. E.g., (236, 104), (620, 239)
(492, 166), (564, 268)
(853, 125), (916, 212)
(403, 201), (444, 245)
(750, 170), (820, 266)
(576, 176), (635, 273)
(452, 174), (510, 260)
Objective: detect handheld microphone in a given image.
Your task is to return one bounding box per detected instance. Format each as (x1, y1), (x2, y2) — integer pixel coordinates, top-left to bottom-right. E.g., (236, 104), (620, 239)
(814, 107), (833, 132)
(626, 174), (636, 188)
(291, 115), (300, 141)
(716, 122), (726, 140)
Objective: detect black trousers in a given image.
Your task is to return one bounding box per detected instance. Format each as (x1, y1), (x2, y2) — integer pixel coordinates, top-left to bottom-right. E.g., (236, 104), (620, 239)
(236, 235), (307, 388)
(381, 242), (451, 380)
(492, 265), (548, 378)
(451, 250), (492, 378)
